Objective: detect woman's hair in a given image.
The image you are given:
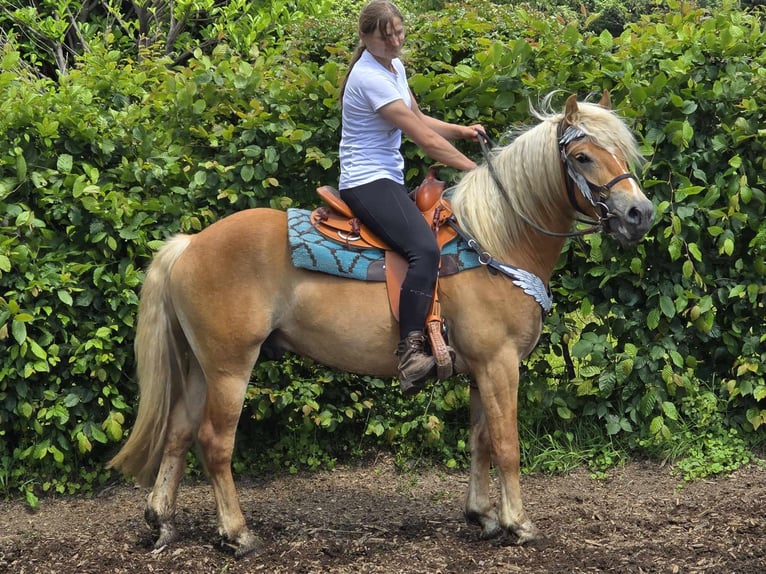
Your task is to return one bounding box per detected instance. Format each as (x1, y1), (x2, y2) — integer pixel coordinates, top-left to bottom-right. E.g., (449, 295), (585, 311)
(339, 0), (404, 102)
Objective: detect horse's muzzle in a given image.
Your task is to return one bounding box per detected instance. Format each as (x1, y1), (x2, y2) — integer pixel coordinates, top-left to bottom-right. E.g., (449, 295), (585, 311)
(605, 194), (655, 244)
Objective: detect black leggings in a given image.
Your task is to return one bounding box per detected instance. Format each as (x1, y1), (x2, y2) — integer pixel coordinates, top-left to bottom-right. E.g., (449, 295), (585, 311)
(340, 178), (439, 338)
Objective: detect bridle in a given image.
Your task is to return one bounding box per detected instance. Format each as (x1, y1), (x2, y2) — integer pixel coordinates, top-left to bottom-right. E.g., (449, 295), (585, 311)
(442, 122), (640, 314)
(477, 124), (639, 238)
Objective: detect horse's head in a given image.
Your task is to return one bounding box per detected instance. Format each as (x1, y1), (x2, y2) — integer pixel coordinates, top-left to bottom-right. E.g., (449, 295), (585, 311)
(559, 91), (654, 244)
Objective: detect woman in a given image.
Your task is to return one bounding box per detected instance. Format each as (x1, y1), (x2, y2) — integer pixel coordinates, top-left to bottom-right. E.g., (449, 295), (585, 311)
(338, 0), (484, 395)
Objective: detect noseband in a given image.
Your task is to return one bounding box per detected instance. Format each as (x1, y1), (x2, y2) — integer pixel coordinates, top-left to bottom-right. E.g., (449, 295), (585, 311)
(478, 124), (638, 238)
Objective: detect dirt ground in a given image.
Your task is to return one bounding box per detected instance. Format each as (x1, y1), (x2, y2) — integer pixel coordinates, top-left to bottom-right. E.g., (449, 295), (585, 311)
(1, 455), (764, 574)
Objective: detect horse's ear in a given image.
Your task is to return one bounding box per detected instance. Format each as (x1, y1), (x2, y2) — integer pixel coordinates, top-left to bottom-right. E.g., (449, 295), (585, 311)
(598, 89), (611, 109)
(562, 94), (579, 129)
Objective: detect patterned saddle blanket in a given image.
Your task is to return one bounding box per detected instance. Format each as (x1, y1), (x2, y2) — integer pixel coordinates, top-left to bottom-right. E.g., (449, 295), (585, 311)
(286, 208), (481, 281)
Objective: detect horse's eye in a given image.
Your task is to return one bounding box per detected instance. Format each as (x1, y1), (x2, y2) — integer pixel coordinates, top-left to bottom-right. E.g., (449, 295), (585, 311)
(575, 153), (591, 164)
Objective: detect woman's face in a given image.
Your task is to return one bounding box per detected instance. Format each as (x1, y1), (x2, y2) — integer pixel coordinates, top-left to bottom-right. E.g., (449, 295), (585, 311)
(363, 18), (405, 62)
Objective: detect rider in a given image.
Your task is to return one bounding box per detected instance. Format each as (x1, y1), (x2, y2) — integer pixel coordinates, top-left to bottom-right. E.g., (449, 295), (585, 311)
(338, 0), (484, 395)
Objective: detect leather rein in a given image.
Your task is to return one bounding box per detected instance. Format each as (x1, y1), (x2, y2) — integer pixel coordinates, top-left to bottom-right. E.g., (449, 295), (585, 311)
(477, 123), (639, 238)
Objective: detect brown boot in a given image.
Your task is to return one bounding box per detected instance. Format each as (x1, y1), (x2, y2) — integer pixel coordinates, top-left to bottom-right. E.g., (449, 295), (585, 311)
(396, 331), (436, 396)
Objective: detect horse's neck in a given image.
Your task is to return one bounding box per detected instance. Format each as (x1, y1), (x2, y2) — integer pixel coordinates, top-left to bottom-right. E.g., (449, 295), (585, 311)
(507, 233), (568, 286)
(504, 180), (574, 284)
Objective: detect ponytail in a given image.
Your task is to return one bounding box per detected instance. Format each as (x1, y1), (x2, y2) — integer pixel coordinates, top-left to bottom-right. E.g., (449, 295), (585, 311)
(339, 44), (366, 104)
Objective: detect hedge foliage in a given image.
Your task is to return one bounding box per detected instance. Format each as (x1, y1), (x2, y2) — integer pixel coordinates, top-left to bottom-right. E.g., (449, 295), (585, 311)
(1, 0), (764, 500)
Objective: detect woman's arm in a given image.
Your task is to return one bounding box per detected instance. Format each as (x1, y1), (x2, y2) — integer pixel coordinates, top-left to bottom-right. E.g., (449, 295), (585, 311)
(378, 98), (479, 171)
(410, 89), (484, 142)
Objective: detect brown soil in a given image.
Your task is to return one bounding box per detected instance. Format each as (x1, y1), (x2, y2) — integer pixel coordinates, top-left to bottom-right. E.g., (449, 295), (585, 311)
(1, 456), (764, 573)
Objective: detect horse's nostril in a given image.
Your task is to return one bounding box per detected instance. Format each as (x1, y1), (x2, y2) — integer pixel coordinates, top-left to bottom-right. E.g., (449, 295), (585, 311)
(628, 202), (654, 226)
(628, 206), (642, 225)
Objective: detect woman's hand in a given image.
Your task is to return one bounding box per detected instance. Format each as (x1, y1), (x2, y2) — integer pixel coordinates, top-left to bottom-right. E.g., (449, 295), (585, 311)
(462, 124), (487, 141)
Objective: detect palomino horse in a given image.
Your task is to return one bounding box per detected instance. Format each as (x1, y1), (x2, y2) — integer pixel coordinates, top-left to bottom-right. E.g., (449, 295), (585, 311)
(109, 92), (654, 557)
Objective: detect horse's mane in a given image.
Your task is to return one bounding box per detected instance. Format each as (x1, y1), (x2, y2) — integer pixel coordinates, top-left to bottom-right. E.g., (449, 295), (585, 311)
(450, 93), (643, 257)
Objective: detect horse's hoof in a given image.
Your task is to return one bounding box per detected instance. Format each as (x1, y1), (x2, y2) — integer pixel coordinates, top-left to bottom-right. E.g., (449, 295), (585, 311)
(513, 521), (541, 545)
(231, 530), (263, 559)
(480, 522), (503, 540)
(465, 511), (502, 540)
(155, 523), (179, 548)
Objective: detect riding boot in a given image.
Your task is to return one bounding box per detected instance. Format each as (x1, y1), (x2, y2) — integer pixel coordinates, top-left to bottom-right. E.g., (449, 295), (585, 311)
(396, 331), (436, 396)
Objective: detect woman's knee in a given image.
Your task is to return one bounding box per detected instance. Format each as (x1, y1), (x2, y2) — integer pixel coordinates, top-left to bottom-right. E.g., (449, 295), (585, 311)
(417, 238), (441, 268)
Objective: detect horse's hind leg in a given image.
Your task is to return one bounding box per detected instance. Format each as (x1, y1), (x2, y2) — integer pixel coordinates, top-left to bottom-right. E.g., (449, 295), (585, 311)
(145, 357), (207, 548)
(464, 386), (502, 539)
(197, 366), (261, 558)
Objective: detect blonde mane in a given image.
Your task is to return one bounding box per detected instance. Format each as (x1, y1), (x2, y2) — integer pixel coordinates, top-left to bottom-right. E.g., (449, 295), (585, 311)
(450, 94), (643, 257)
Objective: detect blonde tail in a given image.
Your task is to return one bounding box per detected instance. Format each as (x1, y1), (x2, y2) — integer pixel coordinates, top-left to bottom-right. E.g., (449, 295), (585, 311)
(107, 234), (191, 487)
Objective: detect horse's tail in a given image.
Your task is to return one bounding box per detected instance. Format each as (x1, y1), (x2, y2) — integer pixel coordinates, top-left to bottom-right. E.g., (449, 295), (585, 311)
(107, 234), (192, 487)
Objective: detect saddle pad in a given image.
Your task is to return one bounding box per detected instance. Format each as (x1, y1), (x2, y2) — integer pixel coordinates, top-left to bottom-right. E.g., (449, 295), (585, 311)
(287, 208), (481, 281)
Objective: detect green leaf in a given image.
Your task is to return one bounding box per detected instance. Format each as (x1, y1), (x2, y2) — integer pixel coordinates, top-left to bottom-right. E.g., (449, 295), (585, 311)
(50, 446), (65, 464)
(668, 236), (682, 261)
(454, 64), (472, 78)
(688, 243), (702, 262)
(241, 164), (254, 182)
(618, 359), (634, 380)
(25, 489), (39, 509)
(580, 365), (601, 378)
(18, 402), (34, 419)
(95, 326), (113, 338)
(669, 351), (684, 368)
(649, 416), (665, 437)
(57, 154), (73, 173)
(76, 432), (93, 453)
(16, 153), (27, 180)
(494, 92), (515, 109)
(365, 421), (384, 437)
(661, 401), (679, 421)
(57, 290), (73, 305)
(746, 408), (764, 431)
(647, 308), (660, 330)
(90, 426), (108, 444)
(606, 419), (622, 436)
(29, 339), (47, 360)
(12, 319), (27, 344)
(659, 296), (675, 318)
(64, 394), (81, 408)
(682, 260), (694, 278)
(104, 418), (123, 441)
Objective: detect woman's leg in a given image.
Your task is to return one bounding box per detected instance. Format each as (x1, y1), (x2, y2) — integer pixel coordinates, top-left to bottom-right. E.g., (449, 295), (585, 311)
(340, 179), (440, 336)
(341, 179), (440, 393)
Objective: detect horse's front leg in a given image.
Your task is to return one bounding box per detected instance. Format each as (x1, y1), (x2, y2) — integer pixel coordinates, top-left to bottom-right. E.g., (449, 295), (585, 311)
(472, 357), (540, 544)
(464, 385), (502, 539)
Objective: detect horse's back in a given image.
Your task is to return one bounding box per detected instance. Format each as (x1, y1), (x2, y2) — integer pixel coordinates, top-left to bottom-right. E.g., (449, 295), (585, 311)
(167, 208), (400, 375)
(190, 207), (288, 257)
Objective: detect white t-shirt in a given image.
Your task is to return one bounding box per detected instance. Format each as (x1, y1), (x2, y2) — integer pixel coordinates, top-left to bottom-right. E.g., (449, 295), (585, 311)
(339, 50), (412, 189)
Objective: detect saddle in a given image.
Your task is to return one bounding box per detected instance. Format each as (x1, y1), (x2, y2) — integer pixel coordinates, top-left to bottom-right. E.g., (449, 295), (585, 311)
(309, 166), (457, 380)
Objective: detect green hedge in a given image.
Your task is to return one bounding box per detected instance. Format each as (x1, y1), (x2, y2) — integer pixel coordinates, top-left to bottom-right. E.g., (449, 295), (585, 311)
(1, 0), (764, 501)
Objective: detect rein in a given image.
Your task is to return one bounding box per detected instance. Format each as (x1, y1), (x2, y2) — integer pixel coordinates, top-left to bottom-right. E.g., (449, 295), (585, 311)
(476, 125), (638, 239)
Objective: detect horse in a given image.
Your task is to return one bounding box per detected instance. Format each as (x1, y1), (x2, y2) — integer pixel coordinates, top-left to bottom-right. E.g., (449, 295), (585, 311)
(108, 91), (654, 557)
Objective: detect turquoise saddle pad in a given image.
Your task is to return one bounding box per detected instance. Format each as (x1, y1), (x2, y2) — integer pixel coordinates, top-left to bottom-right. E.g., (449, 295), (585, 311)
(286, 208), (481, 281)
